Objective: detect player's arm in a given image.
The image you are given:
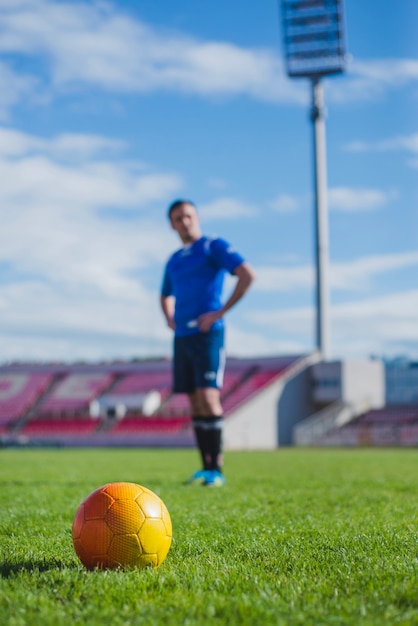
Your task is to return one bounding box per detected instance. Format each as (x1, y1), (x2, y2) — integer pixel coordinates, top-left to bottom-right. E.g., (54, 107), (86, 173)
(220, 262), (255, 315)
(197, 262), (255, 332)
(160, 294), (176, 331)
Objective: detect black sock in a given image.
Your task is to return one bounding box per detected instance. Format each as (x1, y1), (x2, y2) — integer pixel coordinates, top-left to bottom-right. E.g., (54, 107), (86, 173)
(203, 416), (223, 472)
(192, 416), (210, 470)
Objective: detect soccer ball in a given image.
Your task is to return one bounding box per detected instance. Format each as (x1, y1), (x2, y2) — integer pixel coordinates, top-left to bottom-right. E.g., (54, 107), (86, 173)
(72, 482), (172, 570)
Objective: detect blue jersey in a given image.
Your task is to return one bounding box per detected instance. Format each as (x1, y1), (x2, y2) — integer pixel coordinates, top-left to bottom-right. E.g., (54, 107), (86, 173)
(161, 236), (245, 336)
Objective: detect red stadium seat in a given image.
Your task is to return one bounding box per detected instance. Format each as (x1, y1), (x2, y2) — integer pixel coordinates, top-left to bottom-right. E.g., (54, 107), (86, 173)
(0, 372), (55, 426)
(39, 373), (115, 415)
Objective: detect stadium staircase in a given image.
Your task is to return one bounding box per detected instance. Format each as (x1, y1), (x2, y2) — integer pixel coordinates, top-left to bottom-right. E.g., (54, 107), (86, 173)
(293, 398), (374, 446)
(317, 404), (418, 446)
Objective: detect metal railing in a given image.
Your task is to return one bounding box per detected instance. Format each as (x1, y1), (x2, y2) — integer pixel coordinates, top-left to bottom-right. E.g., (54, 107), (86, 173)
(293, 398), (372, 446)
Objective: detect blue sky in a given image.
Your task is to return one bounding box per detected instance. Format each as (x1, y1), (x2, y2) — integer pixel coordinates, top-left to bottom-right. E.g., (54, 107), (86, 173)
(0, 0), (417, 363)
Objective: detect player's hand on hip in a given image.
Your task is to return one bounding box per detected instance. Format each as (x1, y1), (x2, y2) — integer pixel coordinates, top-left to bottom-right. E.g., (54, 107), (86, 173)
(197, 311), (221, 332)
(167, 318), (176, 331)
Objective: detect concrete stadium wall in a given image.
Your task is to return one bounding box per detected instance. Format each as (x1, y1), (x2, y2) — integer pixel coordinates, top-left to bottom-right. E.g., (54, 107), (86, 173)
(223, 353), (319, 450)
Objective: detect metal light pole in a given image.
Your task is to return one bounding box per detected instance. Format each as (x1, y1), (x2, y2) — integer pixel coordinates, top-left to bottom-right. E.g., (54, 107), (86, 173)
(311, 77), (330, 359)
(280, 0), (347, 360)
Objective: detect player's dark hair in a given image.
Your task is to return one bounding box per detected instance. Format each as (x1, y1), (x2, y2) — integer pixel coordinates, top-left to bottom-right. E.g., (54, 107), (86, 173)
(167, 199), (197, 220)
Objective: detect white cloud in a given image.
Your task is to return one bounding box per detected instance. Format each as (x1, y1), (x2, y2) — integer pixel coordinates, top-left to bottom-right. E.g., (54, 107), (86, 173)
(199, 197), (257, 220)
(225, 250), (418, 358)
(0, 157), (182, 240)
(0, 122), (305, 363)
(330, 252), (418, 290)
(344, 133), (418, 155)
(0, 127), (182, 214)
(328, 187), (391, 212)
(269, 194), (300, 213)
(0, 126), (280, 363)
(0, 0), (305, 107)
(226, 324), (306, 358)
(0, 61), (38, 120)
(352, 58), (418, 88)
(0, 126), (185, 363)
(247, 290), (418, 360)
(0, 2), (416, 115)
(0, 126), (125, 159)
(207, 178), (228, 191)
(0, 275), (172, 361)
(407, 158), (418, 170)
(331, 290), (418, 358)
(327, 58), (418, 103)
(255, 266), (313, 292)
(254, 251), (418, 293)
(248, 304), (313, 339)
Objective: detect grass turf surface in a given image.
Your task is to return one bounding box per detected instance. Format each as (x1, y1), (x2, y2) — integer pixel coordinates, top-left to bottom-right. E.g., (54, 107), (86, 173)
(0, 447), (417, 625)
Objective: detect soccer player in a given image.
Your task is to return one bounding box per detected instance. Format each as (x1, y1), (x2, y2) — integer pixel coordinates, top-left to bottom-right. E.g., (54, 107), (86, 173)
(160, 200), (255, 487)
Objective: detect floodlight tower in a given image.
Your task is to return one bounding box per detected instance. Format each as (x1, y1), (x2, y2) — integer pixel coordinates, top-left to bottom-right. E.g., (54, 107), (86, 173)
(280, 0), (347, 360)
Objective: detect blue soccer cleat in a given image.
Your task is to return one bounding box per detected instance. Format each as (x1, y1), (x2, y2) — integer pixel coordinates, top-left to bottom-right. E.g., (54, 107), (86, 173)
(185, 469), (209, 485)
(203, 469), (226, 487)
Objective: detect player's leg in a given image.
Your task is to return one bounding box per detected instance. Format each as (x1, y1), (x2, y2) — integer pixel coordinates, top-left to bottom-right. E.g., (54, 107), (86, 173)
(192, 329), (226, 486)
(192, 386), (223, 416)
(188, 387), (223, 476)
(187, 390), (211, 478)
(172, 337), (207, 482)
(194, 391), (224, 481)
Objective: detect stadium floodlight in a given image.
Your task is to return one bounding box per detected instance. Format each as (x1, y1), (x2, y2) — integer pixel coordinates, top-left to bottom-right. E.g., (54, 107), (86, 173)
(281, 0), (347, 79)
(280, 0), (347, 360)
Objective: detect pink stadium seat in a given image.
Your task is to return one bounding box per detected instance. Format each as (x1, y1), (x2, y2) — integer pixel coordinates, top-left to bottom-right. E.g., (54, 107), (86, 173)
(0, 372), (55, 425)
(356, 406), (418, 425)
(38, 373), (115, 415)
(399, 425), (418, 446)
(159, 393), (190, 416)
(320, 405), (418, 447)
(222, 369), (285, 415)
(220, 372), (241, 395)
(111, 416), (188, 434)
(21, 418), (97, 435)
(111, 372), (171, 395)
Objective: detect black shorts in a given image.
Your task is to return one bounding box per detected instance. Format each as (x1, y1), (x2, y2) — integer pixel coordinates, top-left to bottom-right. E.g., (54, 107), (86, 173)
(173, 328), (225, 393)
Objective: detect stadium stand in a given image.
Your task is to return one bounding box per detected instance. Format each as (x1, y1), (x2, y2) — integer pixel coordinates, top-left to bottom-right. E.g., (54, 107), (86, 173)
(0, 372), (55, 426)
(21, 418), (98, 436)
(111, 417), (188, 434)
(222, 370), (286, 414)
(110, 372), (171, 395)
(0, 355), (305, 447)
(315, 405), (418, 447)
(356, 405), (418, 425)
(2, 354), (415, 448)
(159, 392), (190, 416)
(38, 372), (116, 415)
(221, 355), (300, 414)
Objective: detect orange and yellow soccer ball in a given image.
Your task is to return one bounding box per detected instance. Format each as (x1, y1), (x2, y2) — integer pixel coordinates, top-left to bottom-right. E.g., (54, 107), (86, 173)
(72, 482), (172, 570)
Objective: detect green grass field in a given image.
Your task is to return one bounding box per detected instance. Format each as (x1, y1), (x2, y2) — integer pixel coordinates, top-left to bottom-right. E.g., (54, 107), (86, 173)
(1, 447), (417, 625)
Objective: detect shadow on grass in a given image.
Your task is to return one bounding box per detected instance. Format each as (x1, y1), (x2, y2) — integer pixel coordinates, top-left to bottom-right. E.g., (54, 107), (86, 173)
(0, 558), (75, 578)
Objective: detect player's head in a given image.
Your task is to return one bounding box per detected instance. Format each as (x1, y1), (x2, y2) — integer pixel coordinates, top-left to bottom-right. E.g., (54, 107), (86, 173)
(167, 199), (201, 243)
(167, 199), (197, 220)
